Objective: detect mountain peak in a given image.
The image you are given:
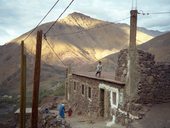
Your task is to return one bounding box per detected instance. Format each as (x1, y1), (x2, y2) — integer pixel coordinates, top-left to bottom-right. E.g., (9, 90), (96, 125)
(67, 12), (91, 19)
(62, 12), (98, 22)
(60, 12), (103, 29)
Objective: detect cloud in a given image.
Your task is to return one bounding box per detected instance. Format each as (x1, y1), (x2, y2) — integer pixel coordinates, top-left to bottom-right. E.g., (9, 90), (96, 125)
(0, 0), (170, 45)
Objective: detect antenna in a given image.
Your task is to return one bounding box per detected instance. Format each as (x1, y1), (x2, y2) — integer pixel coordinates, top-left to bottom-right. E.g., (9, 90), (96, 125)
(135, 0), (137, 10)
(132, 0), (137, 10)
(131, 0), (134, 10)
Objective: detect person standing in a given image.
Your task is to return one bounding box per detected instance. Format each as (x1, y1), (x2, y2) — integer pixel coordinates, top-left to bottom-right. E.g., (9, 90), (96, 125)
(59, 104), (65, 119)
(95, 61), (102, 77)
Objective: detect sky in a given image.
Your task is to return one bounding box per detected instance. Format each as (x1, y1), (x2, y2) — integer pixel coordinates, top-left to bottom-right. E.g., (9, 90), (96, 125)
(0, 0), (170, 45)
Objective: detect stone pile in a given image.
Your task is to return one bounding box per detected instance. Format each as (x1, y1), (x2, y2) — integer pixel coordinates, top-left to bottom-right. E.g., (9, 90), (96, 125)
(39, 108), (71, 128)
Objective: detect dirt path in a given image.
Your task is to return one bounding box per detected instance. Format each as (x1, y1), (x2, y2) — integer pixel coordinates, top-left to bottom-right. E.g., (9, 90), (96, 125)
(66, 115), (125, 128)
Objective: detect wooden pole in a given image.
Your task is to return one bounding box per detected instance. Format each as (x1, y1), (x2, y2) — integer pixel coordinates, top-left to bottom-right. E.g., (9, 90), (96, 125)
(20, 41), (26, 128)
(31, 30), (42, 128)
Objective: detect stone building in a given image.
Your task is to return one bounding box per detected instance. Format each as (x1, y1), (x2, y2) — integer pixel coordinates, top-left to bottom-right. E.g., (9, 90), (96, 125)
(65, 49), (170, 126)
(65, 72), (125, 124)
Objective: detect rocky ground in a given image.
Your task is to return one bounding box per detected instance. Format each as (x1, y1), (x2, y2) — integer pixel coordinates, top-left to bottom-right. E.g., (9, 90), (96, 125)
(38, 96), (125, 128)
(39, 97), (170, 128)
(132, 103), (170, 128)
(9, 96), (170, 128)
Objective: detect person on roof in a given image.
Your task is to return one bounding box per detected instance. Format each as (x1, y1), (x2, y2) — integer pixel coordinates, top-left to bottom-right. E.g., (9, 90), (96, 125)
(95, 61), (102, 77)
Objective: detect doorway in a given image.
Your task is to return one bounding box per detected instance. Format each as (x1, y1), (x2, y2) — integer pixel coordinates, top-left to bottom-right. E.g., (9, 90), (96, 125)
(100, 89), (105, 117)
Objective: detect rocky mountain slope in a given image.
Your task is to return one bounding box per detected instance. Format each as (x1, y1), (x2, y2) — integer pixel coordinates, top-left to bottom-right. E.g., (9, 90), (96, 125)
(12, 12), (155, 63)
(0, 12), (160, 95)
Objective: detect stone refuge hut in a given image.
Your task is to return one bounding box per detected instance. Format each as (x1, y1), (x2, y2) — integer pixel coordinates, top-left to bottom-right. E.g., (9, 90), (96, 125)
(65, 49), (170, 125)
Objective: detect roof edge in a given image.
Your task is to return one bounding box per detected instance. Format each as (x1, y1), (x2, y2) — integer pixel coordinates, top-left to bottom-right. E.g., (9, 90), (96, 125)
(72, 72), (125, 86)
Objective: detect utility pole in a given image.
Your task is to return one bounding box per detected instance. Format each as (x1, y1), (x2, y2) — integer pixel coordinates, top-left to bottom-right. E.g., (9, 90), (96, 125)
(126, 10), (139, 99)
(31, 30), (43, 128)
(20, 41), (26, 128)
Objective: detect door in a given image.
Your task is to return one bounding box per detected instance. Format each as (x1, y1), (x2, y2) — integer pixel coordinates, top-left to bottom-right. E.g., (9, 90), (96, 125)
(100, 89), (105, 117)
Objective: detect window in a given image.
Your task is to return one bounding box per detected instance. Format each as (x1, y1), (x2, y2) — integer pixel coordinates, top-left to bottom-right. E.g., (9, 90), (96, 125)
(73, 81), (76, 91)
(81, 84), (85, 95)
(88, 87), (92, 99)
(112, 92), (117, 105)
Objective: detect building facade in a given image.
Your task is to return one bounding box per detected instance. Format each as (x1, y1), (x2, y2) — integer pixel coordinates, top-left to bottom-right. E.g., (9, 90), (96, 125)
(65, 72), (125, 121)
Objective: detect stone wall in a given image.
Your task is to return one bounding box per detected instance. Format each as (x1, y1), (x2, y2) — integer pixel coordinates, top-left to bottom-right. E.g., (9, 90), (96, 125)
(115, 49), (155, 103)
(153, 64), (170, 103)
(67, 75), (101, 118)
(115, 49), (170, 125)
(66, 74), (124, 119)
(115, 49), (170, 104)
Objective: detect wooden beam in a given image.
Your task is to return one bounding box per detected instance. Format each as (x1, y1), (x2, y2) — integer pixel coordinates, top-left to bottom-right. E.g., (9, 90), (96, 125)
(20, 41), (26, 128)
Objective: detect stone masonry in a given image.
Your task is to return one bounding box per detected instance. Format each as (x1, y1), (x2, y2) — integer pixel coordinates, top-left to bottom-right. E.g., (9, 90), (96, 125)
(115, 49), (170, 125)
(115, 49), (170, 104)
(65, 73), (125, 119)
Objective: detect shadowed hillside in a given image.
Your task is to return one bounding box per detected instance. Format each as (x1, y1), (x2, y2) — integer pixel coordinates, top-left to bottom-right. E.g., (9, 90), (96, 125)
(78, 31), (170, 74)
(139, 32), (170, 62)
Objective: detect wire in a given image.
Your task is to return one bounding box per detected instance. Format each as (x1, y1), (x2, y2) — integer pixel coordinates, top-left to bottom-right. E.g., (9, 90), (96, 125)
(44, 0), (75, 35)
(138, 11), (170, 15)
(66, 44), (92, 62)
(149, 11), (170, 14)
(70, 15), (97, 43)
(47, 16), (130, 37)
(24, 45), (67, 72)
(44, 16), (130, 63)
(69, 15), (98, 59)
(44, 37), (66, 67)
(23, 0), (60, 41)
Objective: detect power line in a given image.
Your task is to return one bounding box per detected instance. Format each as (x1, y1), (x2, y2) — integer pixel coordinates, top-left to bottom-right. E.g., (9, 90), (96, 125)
(24, 46), (67, 77)
(45, 29), (92, 63)
(66, 44), (93, 62)
(24, 16), (130, 67)
(44, 37), (66, 67)
(44, 0), (75, 35)
(69, 15), (104, 60)
(149, 11), (170, 14)
(23, 0), (60, 41)
(70, 15), (97, 43)
(138, 10), (170, 15)
(47, 16), (130, 37)
(24, 39), (66, 66)
(44, 16), (130, 63)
